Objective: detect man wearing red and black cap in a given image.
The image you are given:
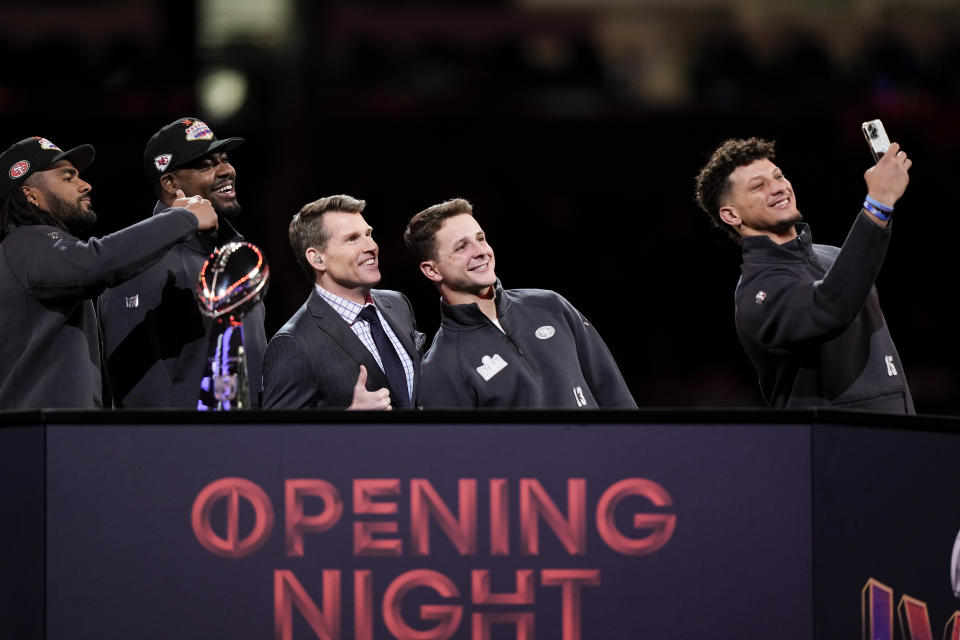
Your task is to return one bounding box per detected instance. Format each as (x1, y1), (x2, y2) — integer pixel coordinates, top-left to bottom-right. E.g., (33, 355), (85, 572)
(99, 117), (267, 408)
(0, 135), (219, 410)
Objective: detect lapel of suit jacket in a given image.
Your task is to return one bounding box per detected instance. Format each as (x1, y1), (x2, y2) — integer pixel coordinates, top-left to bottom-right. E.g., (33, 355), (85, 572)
(371, 290), (420, 367)
(306, 290), (391, 390)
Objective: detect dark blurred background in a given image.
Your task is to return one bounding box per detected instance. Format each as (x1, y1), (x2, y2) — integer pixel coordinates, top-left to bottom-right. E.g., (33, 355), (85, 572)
(2, 0), (957, 414)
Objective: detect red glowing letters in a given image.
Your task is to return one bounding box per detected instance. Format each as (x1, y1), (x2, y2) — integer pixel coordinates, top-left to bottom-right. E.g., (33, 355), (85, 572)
(191, 476), (675, 639)
(192, 476), (675, 559)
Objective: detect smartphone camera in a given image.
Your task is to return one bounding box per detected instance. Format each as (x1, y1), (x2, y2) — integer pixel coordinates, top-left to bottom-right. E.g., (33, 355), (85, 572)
(861, 119), (890, 162)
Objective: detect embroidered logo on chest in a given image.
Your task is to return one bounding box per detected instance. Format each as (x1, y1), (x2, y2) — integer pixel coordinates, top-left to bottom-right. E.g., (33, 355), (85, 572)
(476, 354), (508, 381)
(535, 325), (555, 340)
(755, 291), (767, 304)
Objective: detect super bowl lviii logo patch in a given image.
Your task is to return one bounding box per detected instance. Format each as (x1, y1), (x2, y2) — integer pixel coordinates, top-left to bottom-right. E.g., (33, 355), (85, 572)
(35, 137), (61, 151)
(184, 120), (214, 142)
(154, 154), (173, 173)
(8, 160), (29, 179)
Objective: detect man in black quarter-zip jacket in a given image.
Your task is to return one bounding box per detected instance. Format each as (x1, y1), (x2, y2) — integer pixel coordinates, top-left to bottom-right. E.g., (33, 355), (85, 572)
(403, 197), (636, 409)
(695, 137), (915, 414)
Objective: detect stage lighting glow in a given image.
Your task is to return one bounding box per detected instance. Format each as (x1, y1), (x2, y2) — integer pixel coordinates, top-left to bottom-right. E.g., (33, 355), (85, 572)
(198, 68), (248, 120)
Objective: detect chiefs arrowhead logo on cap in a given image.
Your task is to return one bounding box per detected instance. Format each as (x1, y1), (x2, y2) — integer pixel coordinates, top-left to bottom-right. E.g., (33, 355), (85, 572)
(9, 160), (30, 179)
(154, 154), (173, 173)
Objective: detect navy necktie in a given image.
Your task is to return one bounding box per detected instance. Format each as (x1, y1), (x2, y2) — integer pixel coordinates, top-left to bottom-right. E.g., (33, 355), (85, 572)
(358, 305), (410, 408)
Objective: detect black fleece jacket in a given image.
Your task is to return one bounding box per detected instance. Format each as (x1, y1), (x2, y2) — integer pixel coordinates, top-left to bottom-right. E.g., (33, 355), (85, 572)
(735, 212), (914, 413)
(420, 282), (636, 409)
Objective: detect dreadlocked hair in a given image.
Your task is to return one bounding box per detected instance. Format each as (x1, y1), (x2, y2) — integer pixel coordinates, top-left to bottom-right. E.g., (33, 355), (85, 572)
(0, 189), (66, 241)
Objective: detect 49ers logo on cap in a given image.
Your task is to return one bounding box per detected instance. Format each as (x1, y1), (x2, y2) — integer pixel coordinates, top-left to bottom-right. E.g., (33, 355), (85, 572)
(183, 119), (214, 142)
(8, 160), (30, 179)
(154, 154), (173, 173)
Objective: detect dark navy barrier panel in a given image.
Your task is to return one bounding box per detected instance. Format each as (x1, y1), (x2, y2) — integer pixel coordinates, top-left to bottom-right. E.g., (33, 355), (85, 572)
(0, 420), (45, 640)
(2, 410), (957, 639)
(812, 418), (960, 640)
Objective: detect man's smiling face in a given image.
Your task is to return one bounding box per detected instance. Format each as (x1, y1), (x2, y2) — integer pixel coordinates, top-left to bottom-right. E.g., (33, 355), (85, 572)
(313, 211), (381, 300)
(426, 213), (497, 298)
(169, 151), (240, 220)
(720, 158), (802, 243)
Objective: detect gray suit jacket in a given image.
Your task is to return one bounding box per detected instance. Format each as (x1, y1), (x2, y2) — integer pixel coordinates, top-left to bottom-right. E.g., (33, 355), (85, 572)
(261, 288), (423, 409)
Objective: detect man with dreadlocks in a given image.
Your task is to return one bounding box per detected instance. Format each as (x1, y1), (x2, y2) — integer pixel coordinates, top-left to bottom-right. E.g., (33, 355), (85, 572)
(0, 136), (218, 410)
(694, 137), (915, 413)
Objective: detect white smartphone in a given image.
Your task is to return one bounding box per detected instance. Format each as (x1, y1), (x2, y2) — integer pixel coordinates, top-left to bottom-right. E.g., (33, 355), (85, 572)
(861, 119), (891, 162)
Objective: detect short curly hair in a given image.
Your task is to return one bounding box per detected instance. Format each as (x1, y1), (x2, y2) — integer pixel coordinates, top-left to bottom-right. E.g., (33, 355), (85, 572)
(695, 137), (776, 242)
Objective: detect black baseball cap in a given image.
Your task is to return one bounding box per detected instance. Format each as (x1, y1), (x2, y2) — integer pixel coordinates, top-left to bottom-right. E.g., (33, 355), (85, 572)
(143, 117), (243, 179)
(0, 137), (95, 199)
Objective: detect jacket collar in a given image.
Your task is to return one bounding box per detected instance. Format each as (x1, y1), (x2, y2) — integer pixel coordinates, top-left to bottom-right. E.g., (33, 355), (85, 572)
(741, 222), (814, 263)
(439, 279), (507, 328)
(306, 287), (420, 367)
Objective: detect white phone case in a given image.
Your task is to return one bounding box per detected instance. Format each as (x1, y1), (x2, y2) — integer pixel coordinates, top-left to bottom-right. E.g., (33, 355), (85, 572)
(862, 119), (891, 162)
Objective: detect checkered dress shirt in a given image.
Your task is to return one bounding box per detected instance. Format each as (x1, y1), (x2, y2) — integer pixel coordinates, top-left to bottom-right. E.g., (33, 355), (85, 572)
(315, 285), (414, 401)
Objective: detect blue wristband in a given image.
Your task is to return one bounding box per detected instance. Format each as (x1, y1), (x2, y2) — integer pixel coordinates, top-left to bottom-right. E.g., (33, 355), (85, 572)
(864, 194), (894, 213)
(863, 200), (891, 221)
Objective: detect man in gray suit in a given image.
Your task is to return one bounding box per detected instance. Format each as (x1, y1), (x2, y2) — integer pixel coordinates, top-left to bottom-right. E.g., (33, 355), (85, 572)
(261, 194), (422, 409)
